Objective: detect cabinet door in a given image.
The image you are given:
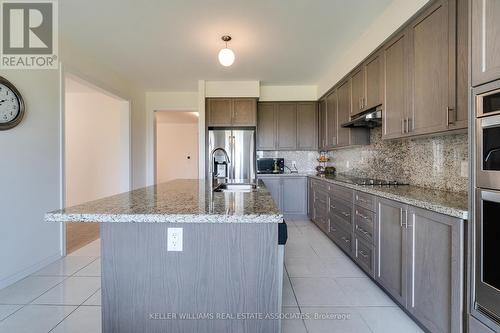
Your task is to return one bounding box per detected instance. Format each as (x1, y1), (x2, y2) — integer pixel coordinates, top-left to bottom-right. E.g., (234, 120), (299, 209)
(257, 103), (276, 150)
(207, 99), (233, 126)
(277, 103), (297, 150)
(472, 0), (500, 86)
(407, 207), (463, 333)
(408, 0), (454, 135)
(282, 177), (307, 215)
(232, 99), (256, 126)
(318, 99), (327, 150)
(365, 53), (383, 110)
(452, 0), (469, 130)
(375, 198), (408, 306)
(326, 90), (338, 148)
(351, 67), (365, 116)
(297, 102), (318, 150)
(337, 80), (351, 147)
(383, 32), (408, 139)
(308, 178), (314, 219)
(261, 177), (282, 210)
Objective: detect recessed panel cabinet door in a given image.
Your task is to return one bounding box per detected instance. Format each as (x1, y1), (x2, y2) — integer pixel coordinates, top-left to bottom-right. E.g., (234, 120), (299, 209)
(257, 104), (276, 150)
(277, 104), (297, 150)
(282, 177), (307, 215)
(318, 99), (327, 150)
(383, 32), (408, 139)
(207, 99), (233, 126)
(326, 91), (338, 148)
(408, 0), (453, 135)
(233, 99), (257, 126)
(336, 81), (351, 147)
(375, 198), (407, 306)
(297, 102), (317, 150)
(351, 68), (365, 116)
(261, 177), (282, 210)
(365, 53), (383, 110)
(472, 0), (500, 86)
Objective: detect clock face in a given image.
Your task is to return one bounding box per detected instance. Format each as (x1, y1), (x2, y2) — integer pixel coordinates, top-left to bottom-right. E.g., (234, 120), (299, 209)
(0, 84), (20, 124)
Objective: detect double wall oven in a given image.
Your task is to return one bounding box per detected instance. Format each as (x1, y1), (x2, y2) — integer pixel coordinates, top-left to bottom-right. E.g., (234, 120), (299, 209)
(474, 82), (500, 323)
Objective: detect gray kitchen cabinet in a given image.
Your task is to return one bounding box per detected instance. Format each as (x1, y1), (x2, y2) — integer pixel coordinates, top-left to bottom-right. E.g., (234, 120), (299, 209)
(277, 103), (297, 150)
(406, 206), (463, 333)
(471, 0), (500, 86)
(325, 90), (338, 148)
(260, 176), (307, 218)
(351, 67), (365, 116)
(364, 52), (383, 110)
(308, 178), (314, 217)
(207, 98), (257, 127)
(407, 0), (455, 136)
(257, 103), (276, 150)
(318, 99), (327, 150)
(297, 102), (318, 150)
(336, 80), (351, 147)
(375, 197), (408, 306)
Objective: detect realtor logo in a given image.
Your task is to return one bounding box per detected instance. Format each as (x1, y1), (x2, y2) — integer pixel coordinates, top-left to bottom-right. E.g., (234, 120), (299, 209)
(0, 0), (58, 69)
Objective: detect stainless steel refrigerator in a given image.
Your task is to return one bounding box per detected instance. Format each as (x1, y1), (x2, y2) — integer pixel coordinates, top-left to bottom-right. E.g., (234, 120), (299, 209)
(207, 128), (256, 181)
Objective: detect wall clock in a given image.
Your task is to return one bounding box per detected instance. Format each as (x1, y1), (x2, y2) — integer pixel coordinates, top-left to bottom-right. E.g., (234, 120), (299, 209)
(0, 76), (25, 130)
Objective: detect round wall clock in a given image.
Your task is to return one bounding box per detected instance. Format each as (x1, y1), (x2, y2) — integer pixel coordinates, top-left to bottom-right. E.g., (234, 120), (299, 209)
(0, 76), (25, 130)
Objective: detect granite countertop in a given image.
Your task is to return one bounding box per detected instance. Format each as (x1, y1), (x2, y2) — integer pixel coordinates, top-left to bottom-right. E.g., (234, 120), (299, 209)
(257, 172), (316, 177)
(45, 179), (283, 224)
(309, 175), (468, 220)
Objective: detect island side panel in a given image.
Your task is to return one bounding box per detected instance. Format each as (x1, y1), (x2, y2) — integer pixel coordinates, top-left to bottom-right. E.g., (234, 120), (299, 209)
(100, 222), (281, 333)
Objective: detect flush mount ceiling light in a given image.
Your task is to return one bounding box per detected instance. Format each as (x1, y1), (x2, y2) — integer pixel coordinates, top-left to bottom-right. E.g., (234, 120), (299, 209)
(218, 35), (235, 67)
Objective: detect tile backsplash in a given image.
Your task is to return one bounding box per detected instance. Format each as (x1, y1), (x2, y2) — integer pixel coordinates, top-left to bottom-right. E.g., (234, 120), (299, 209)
(258, 128), (469, 193)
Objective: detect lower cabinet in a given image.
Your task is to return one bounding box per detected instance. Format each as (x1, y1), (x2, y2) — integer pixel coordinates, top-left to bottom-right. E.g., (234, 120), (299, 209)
(309, 177), (465, 333)
(260, 175), (307, 217)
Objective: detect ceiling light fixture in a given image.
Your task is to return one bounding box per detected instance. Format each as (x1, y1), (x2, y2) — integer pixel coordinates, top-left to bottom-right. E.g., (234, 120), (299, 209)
(218, 35), (235, 67)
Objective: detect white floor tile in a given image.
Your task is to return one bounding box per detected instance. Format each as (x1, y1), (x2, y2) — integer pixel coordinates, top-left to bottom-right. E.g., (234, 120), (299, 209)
(334, 277), (395, 306)
(284, 240), (318, 259)
(285, 256), (334, 278)
(282, 307), (307, 333)
(0, 305), (76, 333)
(50, 306), (101, 333)
(73, 259), (101, 277)
(301, 307), (372, 333)
(31, 277), (100, 306)
(0, 276), (66, 305)
(33, 256), (97, 277)
(290, 277), (350, 307)
(82, 290), (101, 306)
(68, 240), (100, 257)
(0, 305), (22, 321)
(357, 306), (424, 333)
(321, 256), (366, 278)
(282, 273), (298, 307)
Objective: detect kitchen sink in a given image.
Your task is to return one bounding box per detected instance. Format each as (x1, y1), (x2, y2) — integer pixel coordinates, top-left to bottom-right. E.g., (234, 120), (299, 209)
(213, 183), (257, 192)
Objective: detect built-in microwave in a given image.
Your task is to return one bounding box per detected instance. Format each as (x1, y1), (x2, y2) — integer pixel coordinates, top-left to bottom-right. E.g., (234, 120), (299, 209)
(476, 114), (500, 189)
(475, 84), (500, 118)
(475, 189), (500, 322)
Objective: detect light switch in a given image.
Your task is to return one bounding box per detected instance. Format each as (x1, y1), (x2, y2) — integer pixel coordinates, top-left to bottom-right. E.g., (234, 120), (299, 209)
(167, 228), (183, 251)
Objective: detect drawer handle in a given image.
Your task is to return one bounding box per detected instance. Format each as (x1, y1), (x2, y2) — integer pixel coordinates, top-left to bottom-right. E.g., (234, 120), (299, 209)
(356, 226), (370, 236)
(356, 195), (369, 204)
(359, 250), (368, 259)
(341, 236), (350, 244)
(355, 211), (369, 220)
(330, 205), (336, 209)
(341, 211), (350, 217)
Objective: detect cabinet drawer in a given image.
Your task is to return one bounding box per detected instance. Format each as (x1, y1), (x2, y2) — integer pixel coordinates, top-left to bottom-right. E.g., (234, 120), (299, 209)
(330, 184), (353, 202)
(330, 197), (352, 232)
(312, 179), (329, 192)
(331, 223), (353, 255)
(354, 206), (375, 244)
(355, 237), (374, 276)
(354, 191), (376, 212)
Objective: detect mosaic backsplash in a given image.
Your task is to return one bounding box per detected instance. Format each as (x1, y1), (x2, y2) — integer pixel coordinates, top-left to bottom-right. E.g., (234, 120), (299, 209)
(328, 128), (469, 193)
(258, 128), (469, 193)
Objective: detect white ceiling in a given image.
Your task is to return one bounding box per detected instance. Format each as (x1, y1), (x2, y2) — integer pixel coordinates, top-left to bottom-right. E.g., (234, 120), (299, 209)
(60, 0), (393, 91)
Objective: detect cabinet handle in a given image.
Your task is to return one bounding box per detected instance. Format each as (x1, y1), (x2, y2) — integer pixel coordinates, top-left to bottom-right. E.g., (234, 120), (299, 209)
(341, 211), (350, 217)
(401, 119), (406, 133)
(408, 118), (412, 132)
(357, 226), (370, 236)
(355, 195), (369, 204)
(341, 236), (351, 243)
(356, 210), (369, 220)
(359, 250), (368, 258)
(447, 107), (456, 125)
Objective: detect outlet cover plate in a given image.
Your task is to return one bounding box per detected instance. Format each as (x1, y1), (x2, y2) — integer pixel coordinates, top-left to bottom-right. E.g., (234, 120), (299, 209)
(167, 228), (183, 251)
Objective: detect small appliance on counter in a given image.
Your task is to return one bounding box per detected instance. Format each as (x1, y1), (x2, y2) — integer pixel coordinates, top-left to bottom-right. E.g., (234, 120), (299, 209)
(257, 158), (284, 174)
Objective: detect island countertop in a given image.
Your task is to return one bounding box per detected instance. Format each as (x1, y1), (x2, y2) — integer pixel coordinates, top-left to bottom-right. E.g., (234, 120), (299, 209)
(45, 179), (283, 223)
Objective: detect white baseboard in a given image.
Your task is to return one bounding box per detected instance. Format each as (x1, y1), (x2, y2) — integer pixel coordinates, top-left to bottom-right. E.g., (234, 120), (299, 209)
(0, 252), (62, 290)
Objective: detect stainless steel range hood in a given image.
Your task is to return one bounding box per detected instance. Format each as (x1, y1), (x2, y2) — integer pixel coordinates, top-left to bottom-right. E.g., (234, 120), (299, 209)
(341, 105), (382, 128)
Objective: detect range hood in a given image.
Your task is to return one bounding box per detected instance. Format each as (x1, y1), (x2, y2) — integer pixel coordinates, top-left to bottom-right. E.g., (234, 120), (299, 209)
(341, 105), (382, 128)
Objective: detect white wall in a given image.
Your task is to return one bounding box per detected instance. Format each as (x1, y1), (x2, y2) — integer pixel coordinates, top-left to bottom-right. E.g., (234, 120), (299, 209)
(0, 70), (62, 289)
(65, 90), (130, 206)
(317, 0), (430, 96)
(259, 85), (318, 101)
(205, 81), (260, 97)
(155, 112), (199, 183)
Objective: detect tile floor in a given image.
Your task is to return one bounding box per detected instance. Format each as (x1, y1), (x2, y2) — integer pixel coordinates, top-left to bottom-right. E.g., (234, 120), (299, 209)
(0, 219), (423, 332)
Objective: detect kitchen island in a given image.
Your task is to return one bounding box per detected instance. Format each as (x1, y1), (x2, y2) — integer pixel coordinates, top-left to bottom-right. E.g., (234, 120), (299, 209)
(46, 179), (285, 333)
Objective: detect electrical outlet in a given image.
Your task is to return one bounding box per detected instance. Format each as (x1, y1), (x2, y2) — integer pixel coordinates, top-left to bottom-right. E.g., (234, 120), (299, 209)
(167, 228), (183, 251)
(460, 161), (468, 178)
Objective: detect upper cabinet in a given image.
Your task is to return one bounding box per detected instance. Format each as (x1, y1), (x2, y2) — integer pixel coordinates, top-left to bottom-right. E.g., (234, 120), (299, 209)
(318, 99), (327, 150)
(471, 0), (500, 86)
(256, 101), (317, 151)
(207, 98), (257, 127)
(350, 68), (365, 116)
(350, 52), (384, 117)
(326, 90), (338, 147)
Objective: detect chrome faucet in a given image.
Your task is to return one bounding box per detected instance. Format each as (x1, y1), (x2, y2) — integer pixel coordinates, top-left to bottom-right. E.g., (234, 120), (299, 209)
(211, 147), (230, 183)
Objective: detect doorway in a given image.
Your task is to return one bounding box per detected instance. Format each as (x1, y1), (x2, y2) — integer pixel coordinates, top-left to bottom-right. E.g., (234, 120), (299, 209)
(64, 75), (131, 254)
(155, 111), (199, 184)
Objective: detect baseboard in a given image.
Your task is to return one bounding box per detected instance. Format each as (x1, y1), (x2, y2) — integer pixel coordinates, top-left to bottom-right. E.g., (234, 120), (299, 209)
(0, 252), (62, 290)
